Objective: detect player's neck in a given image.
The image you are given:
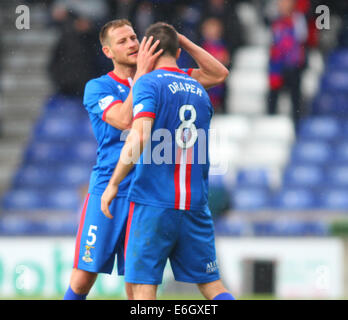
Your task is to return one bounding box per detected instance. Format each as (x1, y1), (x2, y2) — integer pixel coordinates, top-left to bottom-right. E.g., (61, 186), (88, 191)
(154, 56), (178, 70)
(112, 63), (136, 80)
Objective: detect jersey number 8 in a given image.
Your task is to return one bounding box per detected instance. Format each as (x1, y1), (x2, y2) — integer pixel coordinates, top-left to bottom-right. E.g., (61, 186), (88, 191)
(175, 104), (198, 149)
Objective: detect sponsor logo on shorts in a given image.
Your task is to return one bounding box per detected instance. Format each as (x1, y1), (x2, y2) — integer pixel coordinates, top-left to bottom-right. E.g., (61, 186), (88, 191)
(206, 260), (218, 273)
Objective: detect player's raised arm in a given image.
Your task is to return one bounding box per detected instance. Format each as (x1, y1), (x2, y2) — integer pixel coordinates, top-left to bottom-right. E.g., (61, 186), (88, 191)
(178, 33), (229, 89)
(103, 37), (162, 130)
(101, 116), (154, 218)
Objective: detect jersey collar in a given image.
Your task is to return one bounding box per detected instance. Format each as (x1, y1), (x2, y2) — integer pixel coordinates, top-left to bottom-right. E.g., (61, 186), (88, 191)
(107, 71), (131, 88)
(158, 67), (188, 74)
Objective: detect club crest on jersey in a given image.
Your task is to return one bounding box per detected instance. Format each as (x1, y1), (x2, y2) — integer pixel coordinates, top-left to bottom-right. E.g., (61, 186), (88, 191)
(118, 85), (126, 93)
(82, 245), (94, 263)
(98, 95), (114, 110)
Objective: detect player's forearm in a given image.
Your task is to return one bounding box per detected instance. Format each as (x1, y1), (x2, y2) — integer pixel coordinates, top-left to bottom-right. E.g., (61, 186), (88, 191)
(109, 125), (150, 186)
(179, 35), (229, 88)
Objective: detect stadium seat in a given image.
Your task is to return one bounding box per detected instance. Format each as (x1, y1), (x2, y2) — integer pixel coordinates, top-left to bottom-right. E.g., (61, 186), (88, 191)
(290, 140), (332, 164)
(0, 215), (39, 235)
(333, 141), (348, 164)
(327, 49), (348, 71)
(253, 221), (328, 236)
(1, 189), (47, 210)
(55, 164), (91, 187)
(320, 70), (348, 93)
(71, 140), (97, 163)
(12, 165), (56, 189)
(209, 141), (241, 174)
(326, 166), (348, 187)
(282, 164), (325, 188)
(239, 141), (290, 169)
(235, 168), (271, 188)
(250, 115), (295, 144)
(44, 94), (83, 113)
(311, 92), (348, 116)
(232, 187), (271, 211)
(214, 217), (245, 236)
(33, 118), (80, 141)
(272, 188), (318, 210)
(298, 117), (341, 140)
(210, 115), (251, 143)
(24, 141), (73, 164)
(319, 189), (348, 210)
(45, 189), (82, 211)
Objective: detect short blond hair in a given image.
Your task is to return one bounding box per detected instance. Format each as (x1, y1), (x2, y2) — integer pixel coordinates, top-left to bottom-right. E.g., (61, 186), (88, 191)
(99, 19), (132, 46)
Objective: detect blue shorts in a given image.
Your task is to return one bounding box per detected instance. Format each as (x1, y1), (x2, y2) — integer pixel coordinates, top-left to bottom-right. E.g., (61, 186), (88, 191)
(73, 193), (130, 274)
(124, 202), (221, 284)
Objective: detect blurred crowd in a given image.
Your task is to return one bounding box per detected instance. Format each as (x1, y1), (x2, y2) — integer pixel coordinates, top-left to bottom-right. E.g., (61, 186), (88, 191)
(40, 0), (246, 114)
(12, 0), (348, 120)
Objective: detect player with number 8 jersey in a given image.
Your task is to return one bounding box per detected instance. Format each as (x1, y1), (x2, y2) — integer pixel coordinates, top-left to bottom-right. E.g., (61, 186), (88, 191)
(128, 67), (213, 211)
(101, 22), (234, 300)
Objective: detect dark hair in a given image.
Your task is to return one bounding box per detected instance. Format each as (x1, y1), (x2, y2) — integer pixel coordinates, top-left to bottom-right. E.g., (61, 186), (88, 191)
(144, 22), (179, 57)
(99, 19), (132, 46)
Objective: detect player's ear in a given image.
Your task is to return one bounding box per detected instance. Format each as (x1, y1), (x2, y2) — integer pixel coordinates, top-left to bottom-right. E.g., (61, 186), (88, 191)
(102, 45), (113, 59)
(176, 48), (181, 60)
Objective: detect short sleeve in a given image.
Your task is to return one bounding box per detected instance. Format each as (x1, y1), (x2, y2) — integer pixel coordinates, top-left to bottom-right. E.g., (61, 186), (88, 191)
(132, 76), (157, 121)
(83, 80), (123, 121)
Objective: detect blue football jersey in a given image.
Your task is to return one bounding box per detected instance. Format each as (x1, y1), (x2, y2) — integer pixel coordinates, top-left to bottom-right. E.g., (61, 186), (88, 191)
(128, 67), (214, 210)
(83, 71), (134, 195)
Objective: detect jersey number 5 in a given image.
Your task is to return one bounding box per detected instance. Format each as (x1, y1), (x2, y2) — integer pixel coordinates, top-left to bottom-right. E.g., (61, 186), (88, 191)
(175, 104), (198, 149)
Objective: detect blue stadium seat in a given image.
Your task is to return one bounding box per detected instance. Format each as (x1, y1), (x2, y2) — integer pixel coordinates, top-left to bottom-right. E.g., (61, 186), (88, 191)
(311, 92), (348, 116)
(232, 188), (270, 211)
(298, 117), (341, 140)
(214, 218), (245, 236)
(326, 166), (348, 187)
(290, 140), (332, 164)
(253, 221), (328, 236)
(24, 141), (73, 164)
(320, 71), (348, 93)
(0, 216), (39, 235)
(1, 189), (47, 210)
(33, 118), (81, 141)
(282, 164), (325, 187)
(333, 141), (348, 163)
(319, 189), (348, 210)
(272, 188), (318, 210)
(44, 94), (83, 113)
(46, 189), (82, 211)
(55, 164), (91, 187)
(235, 169), (271, 188)
(12, 165), (56, 189)
(327, 49), (348, 71)
(71, 140), (97, 163)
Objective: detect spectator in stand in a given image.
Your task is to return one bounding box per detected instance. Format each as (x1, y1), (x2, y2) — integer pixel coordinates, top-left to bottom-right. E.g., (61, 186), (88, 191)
(131, 1), (155, 40)
(51, 0), (109, 27)
(174, 3), (202, 68)
(48, 12), (103, 98)
(267, 0), (308, 131)
(201, 0), (244, 57)
(107, 0), (136, 20)
(200, 17), (230, 114)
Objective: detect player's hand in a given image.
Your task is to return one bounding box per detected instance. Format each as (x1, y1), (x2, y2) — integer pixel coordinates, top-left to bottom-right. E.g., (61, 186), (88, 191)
(135, 36), (163, 79)
(101, 184), (119, 219)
